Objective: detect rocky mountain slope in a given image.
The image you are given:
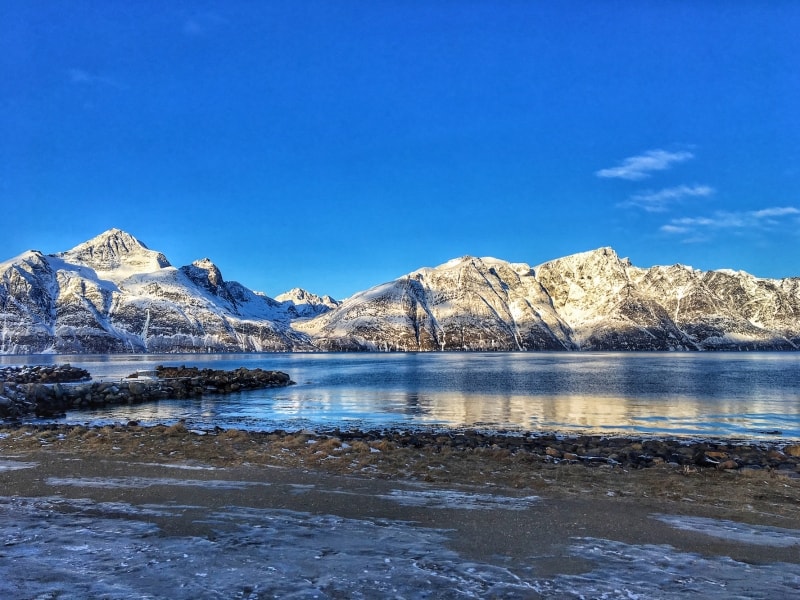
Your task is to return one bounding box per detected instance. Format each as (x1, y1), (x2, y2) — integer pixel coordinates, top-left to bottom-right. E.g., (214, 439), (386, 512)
(535, 247), (799, 350)
(275, 288), (341, 320)
(1, 230), (798, 353)
(295, 256), (574, 351)
(0, 229), (324, 353)
(299, 248), (800, 351)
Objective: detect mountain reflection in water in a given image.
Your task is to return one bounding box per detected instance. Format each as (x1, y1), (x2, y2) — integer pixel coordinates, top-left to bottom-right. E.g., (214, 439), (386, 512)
(3, 352), (799, 439)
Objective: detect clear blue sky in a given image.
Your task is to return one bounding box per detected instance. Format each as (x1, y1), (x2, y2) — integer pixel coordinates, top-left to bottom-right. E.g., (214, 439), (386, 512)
(2, 1), (798, 300)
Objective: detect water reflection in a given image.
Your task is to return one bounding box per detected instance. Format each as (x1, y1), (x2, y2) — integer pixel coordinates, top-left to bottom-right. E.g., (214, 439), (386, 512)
(3, 352), (799, 439)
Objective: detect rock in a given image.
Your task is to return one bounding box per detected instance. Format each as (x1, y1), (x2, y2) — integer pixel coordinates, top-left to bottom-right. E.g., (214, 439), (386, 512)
(127, 381), (146, 396)
(718, 460), (739, 470)
(705, 451), (728, 460)
(0, 396), (12, 418)
(784, 445), (800, 458)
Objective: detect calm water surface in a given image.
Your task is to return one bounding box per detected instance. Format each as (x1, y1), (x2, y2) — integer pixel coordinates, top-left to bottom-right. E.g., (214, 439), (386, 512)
(3, 352), (799, 439)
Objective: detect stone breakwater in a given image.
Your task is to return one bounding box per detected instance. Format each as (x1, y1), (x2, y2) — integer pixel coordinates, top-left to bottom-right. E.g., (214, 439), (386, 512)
(0, 364), (91, 384)
(0, 365), (293, 420)
(0, 364), (93, 419)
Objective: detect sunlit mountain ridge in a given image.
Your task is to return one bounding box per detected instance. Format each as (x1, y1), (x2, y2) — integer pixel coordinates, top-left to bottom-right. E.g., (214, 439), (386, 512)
(1, 229), (798, 354)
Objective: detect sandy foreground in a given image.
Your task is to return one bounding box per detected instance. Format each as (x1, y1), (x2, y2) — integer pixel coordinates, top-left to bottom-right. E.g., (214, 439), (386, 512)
(2, 424), (800, 598)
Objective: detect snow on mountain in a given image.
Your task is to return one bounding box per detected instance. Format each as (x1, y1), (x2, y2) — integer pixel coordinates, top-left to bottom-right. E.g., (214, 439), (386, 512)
(0, 229), (313, 354)
(534, 248), (799, 350)
(300, 248), (800, 352)
(56, 228), (171, 284)
(275, 288), (340, 320)
(2, 230), (798, 354)
(296, 256), (574, 351)
(534, 247), (695, 350)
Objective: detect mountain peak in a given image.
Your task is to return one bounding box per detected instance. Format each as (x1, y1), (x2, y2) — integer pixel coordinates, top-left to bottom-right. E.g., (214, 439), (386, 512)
(567, 247), (619, 261)
(276, 287), (340, 319)
(431, 255), (516, 272)
(183, 258), (224, 290)
(535, 247), (627, 271)
(87, 228), (148, 249)
(57, 228), (171, 278)
(277, 287), (312, 301)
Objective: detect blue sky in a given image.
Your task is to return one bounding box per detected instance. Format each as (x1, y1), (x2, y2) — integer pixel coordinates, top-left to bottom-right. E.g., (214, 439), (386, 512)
(2, 1), (798, 300)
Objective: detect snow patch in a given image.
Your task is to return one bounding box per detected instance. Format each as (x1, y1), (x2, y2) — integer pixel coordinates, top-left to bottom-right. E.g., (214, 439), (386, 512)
(379, 489), (540, 510)
(46, 476), (270, 490)
(653, 514), (800, 548)
(0, 460), (38, 472)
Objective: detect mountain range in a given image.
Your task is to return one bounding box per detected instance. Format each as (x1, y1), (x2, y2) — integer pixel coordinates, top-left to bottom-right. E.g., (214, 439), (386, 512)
(1, 229), (798, 354)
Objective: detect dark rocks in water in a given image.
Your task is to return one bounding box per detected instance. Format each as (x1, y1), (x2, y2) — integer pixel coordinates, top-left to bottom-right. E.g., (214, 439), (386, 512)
(0, 364), (92, 420)
(0, 364), (90, 384)
(154, 365), (292, 393)
(0, 365), (294, 420)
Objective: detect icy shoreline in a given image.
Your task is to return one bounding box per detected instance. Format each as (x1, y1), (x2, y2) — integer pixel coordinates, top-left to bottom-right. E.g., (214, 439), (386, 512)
(1, 450), (799, 599)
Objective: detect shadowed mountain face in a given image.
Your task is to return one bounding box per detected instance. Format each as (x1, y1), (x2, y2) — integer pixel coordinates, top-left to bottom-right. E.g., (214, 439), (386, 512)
(1, 230), (798, 353)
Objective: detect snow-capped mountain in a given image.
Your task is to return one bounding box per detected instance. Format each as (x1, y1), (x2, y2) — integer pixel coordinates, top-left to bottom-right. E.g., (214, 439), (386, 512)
(0, 229), (315, 353)
(275, 288), (341, 320)
(535, 247), (799, 350)
(1, 229), (798, 354)
(56, 228), (171, 283)
(296, 256), (574, 351)
(298, 249), (800, 351)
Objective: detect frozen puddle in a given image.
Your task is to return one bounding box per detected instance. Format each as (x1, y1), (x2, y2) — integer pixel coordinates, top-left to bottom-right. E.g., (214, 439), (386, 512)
(0, 459), (37, 472)
(46, 476), (270, 490)
(546, 537), (800, 599)
(0, 495), (536, 599)
(654, 514), (800, 548)
(130, 462), (219, 471)
(2, 494), (799, 599)
(380, 489), (540, 510)
(1, 496), (196, 519)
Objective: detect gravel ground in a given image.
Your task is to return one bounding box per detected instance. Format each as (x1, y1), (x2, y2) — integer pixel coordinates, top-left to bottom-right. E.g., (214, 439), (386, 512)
(2, 425), (800, 598)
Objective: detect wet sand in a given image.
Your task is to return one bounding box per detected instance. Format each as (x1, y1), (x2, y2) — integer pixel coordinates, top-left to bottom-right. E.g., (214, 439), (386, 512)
(2, 425), (800, 598)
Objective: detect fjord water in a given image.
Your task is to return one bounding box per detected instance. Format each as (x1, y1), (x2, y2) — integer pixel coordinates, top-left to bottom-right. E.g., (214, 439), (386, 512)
(4, 352), (799, 439)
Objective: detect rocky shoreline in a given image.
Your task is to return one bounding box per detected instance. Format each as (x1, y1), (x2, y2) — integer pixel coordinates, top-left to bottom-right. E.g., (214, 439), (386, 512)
(333, 428), (800, 474)
(1, 421), (799, 478)
(0, 364), (293, 420)
(2, 364), (799, 477)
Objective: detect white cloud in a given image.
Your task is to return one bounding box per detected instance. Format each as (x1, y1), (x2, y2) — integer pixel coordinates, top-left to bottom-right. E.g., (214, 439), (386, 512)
(183, 19), (204, 35)
(183, 12), (227, 36)
(751, 207), (800, 218)
(659, 224), (690, 234)
(662, 206), (800, 238)
(67, 68), (123, 89)
(596, 149), (694, 180)
(68, 68), (93, 84)
(621, 184), (715, 212)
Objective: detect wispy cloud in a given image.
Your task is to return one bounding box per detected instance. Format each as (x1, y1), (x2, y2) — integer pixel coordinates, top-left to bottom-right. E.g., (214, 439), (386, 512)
(183, 12), (227, 36)
(751, 207), (800, 218)
(661, 206), (800, 238)
(67, 68), (124, 89)
(596, 149), (694, 181)
(619, 184), (715, 212)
